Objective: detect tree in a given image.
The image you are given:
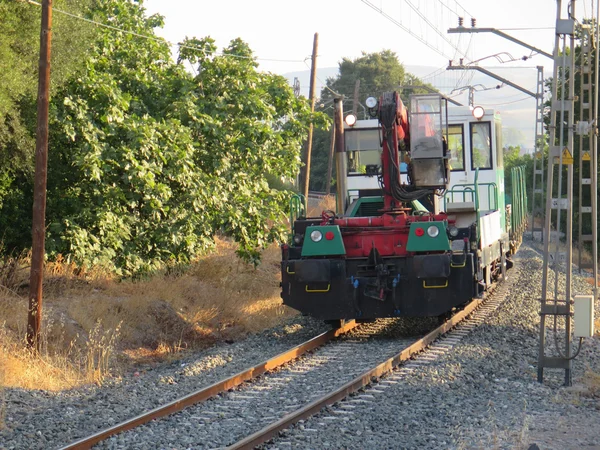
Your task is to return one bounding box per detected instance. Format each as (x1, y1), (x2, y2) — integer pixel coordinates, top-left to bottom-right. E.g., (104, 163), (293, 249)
(0, 0), (99, 242)
(6, 0), (319, 274)
(309, 50), (433, 192)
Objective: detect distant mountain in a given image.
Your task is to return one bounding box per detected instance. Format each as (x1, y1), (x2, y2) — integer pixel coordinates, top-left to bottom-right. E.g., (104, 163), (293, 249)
(284, 65), (547, 149)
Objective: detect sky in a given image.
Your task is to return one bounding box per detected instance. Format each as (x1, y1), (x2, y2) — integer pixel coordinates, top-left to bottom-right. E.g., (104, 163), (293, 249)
(142, 0), (593, 147)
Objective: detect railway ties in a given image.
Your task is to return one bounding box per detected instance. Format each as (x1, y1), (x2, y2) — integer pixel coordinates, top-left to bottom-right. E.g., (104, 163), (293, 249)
(61, 280), (512, 450)
(227, 282), (514, 449)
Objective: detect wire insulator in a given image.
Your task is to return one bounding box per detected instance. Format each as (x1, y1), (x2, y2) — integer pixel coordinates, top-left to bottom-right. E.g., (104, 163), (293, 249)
(458, 17), (464, 27)
(471, 18), (477, 27)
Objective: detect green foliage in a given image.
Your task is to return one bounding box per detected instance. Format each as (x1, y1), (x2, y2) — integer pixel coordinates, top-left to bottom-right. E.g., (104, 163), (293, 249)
(10, 0), (316, 275)
(0, 0), (98, 236)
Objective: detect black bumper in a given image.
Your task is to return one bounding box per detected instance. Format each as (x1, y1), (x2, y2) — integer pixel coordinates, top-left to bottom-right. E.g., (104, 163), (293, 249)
(281, 253), (476, 319)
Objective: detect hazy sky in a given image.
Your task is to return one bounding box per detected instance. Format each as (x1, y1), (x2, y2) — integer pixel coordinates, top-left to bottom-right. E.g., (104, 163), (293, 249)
(143, 0), (566, 75)
(142, 0), (591, 145)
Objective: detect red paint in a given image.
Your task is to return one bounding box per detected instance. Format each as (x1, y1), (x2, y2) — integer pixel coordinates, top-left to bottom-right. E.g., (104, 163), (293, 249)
(333, 213), (453, 258)
(415, 227), (425, 237)
(325, 231), (335, 241)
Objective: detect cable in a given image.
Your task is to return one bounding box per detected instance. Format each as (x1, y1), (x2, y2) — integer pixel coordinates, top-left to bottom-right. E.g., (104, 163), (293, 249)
(477, 96), (532, 106)
(403, 0), (469, 59)
(22, 0), (307, 64)
(360, 0), (458, 61)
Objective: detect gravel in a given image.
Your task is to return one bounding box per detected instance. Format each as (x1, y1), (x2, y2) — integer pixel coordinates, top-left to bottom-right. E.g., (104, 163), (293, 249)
(266, 241), (600, 450)
(95, 319), (429, 449)
(2, 240), (599, 450)
(1, 315), (330, 450)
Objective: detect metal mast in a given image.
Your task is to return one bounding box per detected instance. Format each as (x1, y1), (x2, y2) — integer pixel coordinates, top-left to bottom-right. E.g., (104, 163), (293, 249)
(531, 66), (546, 242)
(577, 25), (595, 272)
(537, 0), (577, 386)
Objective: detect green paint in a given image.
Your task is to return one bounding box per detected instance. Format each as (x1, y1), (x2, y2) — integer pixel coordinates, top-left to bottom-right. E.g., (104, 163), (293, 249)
(406, 221), (451, 252)
(347, 197), (384, 217)
(301, 225), (346, 257)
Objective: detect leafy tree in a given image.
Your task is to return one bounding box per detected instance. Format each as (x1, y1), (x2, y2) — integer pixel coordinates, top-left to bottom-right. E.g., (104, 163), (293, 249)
(0, 0), (99, 240)
(2, 0), (319, 274)
(0, 0), (98, 164)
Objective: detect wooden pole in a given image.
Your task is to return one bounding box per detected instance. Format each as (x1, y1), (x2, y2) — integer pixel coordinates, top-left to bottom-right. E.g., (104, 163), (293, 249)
(301, 33), (318, 199)
(325, 126), (335, 195)
(27, 0), (53, 350)
(334, 97), (347, 214)
(351, 79), (360, 117)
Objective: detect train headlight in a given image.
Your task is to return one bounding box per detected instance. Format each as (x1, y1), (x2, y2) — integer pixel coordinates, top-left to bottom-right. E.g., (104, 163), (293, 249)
(448, 226), (459, 238)
(365, 97), (378, 108)
(427, 225), (439, 238)
(310, 230), (323, 242)
(293, 234), (303, 245)
(345, 114), (357, 127)
(472, 106), (485, 120)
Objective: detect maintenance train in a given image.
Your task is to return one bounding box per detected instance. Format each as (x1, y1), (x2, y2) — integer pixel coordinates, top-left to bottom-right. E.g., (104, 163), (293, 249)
(280, 92), (527, 322)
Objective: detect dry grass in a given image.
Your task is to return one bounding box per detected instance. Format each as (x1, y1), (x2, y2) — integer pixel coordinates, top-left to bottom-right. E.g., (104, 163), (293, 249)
(307, 194), (336, 217)
(0, 237), (295, 391)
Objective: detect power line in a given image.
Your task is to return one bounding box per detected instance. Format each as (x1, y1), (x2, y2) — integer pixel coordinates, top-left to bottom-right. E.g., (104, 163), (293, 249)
(360, 0), (461, 61)
(477, 96), (532, 106)
(403, 0), (469, 59)
(23, 0), (307, 64)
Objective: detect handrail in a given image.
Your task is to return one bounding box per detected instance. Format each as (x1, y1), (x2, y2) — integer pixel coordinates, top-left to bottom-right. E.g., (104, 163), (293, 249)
(289, 194), (306, 236)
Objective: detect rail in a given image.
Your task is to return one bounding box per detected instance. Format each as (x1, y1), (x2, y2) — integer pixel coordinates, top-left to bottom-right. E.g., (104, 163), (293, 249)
(289, 193), (306, 235)
(58, 321), (358, 450)
(445, 169), (498, 242)
(227, 282), (504, 450)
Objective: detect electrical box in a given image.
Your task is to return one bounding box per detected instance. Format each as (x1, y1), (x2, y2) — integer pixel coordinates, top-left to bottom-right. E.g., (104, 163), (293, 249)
(556, 19), (575, 35)
(573, 294), (595, 338)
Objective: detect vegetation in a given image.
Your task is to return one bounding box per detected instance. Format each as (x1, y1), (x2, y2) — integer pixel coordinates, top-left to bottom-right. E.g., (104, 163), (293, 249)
(0, 237), (293, 389)
(0, 0), (322, 274)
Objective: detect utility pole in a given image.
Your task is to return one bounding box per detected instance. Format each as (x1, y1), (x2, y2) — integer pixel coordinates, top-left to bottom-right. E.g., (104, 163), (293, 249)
(351, 79), (360, 117)
(333, 97), (347, 214)
(301, 33), (318, 199)
(323, 79), (358, 196)
(538, 0), (576, 385)
(325, 126), (335, 195)
(531, 66), (545, 242)
(27, 0), (53, 350)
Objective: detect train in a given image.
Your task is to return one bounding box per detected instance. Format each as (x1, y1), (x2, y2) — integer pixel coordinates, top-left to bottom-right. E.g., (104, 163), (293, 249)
(281, 92), (527, 323)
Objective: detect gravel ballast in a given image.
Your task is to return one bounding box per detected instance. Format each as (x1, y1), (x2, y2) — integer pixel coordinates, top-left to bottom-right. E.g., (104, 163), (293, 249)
(266, 243), (600, 449)
(2, 241), (599, 450)
(1, 316), (330, 449)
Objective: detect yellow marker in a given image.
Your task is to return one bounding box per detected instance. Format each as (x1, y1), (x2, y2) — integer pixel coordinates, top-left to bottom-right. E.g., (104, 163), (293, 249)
(582, 151), (591, 161)
(554, 147), (573, 165)
(536, 151), (543, 160)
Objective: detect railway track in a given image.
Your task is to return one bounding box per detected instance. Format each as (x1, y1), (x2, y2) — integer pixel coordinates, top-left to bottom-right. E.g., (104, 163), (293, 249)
(59, 279), (509, 450)
(59, 321), (358, 450)
(232, 280), (510, 450)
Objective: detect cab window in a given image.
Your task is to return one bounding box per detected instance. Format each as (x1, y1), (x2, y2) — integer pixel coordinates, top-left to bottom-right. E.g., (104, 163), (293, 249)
(470, 122), (493, 170)
(447, 124), (465, 171)
(345, 128), (381, 175)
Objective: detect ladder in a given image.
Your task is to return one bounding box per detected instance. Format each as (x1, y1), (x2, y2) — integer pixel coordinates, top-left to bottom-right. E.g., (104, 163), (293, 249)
(537, 1), (576, 386)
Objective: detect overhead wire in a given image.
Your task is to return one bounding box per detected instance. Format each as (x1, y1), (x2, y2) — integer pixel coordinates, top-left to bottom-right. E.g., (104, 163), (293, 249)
(22, 0), (308, 64)
(360, 0), (463, 61)
(403, 0), (469, 59)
